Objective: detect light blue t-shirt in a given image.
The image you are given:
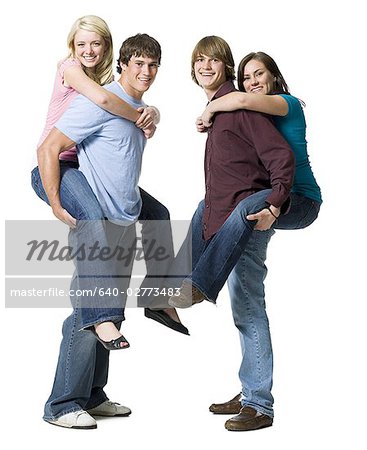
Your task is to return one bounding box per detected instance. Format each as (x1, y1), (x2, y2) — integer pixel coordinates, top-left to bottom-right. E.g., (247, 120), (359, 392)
(273, 94), (322, 203)
(55, 81), (146, 225)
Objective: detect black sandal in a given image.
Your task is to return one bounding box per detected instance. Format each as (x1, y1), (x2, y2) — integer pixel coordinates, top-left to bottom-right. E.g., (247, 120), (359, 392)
(91, 329), (130, 351)
(144, 308), (190, 335)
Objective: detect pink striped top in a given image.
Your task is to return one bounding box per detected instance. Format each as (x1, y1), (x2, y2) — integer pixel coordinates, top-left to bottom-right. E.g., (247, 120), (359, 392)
(38, 58), (81, 161)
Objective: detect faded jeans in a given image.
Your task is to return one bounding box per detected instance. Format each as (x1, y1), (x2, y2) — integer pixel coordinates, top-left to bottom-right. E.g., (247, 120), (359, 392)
(228, 193), (321, 416)
(31, 161), (173, 419)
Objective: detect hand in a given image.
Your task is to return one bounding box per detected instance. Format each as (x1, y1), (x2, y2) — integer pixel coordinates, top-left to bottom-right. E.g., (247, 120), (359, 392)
(143, 123), (156, 139)
(135, 106), (158, 129)
(52, 205), (77, 228)
(196, 117), (207, 133)
(201, 107), (214, 128)
(246, 206), (280, 231)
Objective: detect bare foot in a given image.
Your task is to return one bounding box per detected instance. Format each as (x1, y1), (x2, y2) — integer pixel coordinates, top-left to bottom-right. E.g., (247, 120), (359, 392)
(94, 322), (128, 348)
(163, 308), (181, 323)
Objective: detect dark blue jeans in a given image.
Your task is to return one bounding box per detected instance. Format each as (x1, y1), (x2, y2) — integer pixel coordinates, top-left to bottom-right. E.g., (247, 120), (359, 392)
(172, 189), (272, 302)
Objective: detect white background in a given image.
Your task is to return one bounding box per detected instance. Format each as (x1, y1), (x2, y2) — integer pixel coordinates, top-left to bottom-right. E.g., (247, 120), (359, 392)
(2, 0), (366, 448)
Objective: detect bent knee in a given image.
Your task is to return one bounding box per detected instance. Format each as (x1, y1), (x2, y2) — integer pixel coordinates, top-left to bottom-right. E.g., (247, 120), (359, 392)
(60, 170), (104, 220)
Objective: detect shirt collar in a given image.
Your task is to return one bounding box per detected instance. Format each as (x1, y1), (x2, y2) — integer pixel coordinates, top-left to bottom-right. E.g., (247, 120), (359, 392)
(211, 80), (236, 100)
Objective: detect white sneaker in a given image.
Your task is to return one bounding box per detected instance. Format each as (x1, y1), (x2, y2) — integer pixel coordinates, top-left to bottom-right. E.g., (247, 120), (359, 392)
(88, 400), (131, 417)
(46, 410), (97, 429)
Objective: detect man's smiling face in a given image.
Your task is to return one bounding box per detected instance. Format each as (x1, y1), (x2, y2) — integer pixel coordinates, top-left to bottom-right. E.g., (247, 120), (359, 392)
(194, 54), (227, 97)
(119, 55), (159, 99)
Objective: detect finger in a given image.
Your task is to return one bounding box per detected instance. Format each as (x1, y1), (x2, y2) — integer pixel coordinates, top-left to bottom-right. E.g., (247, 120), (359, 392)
(142, 119), (153, 129)
(60, 216), (75, 229)
(144, 129), (155, 139)
(64, 211), (77, 229)
(254, 222), (268, 231)
(136, 109), (151, 124)
(246, 213), (260, 221)
(135, 116), (146, 127)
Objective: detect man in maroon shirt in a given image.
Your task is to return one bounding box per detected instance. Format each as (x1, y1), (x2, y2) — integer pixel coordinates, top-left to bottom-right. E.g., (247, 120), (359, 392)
(169, 36), (294, 308)
(168, 36), (295, 431)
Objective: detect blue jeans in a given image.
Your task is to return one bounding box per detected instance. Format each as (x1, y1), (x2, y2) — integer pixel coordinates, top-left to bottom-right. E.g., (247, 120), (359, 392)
(43, 304), (114, 420)
(32, 162), (128, 328)
(32, 163), (173, 325)
(31, 161), (172, 419)
(43, 226), (133, 421)
(173, 189), (272, 302)
(227, 193), (321, 417)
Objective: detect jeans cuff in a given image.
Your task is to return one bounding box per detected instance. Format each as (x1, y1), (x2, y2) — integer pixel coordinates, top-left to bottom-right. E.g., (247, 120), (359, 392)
(80, 315), (125, 331)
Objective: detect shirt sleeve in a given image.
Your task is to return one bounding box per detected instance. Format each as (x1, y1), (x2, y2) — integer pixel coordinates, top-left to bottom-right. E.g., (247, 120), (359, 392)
(243, 111), (295, 209)
(57, 58), (81, 80)
(280, 94), (304, 119)
(55, 94), (106, 144)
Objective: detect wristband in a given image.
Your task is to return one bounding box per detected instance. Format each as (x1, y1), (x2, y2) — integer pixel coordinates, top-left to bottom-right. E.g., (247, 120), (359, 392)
(267, 206), (279, 219)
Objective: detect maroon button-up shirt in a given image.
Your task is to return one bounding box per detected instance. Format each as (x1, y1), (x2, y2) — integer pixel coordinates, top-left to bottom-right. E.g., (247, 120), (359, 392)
(202, 81), (295, 240)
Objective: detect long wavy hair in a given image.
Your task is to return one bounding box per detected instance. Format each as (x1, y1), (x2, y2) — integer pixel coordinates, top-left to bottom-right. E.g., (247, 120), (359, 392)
(66, 15), (114, 85)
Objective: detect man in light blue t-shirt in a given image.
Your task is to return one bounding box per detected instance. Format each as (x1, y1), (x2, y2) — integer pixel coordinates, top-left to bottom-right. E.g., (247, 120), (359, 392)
(56, 76), (147, 225)
(36, 34), (187, 430)
(40, 39), (157, 226)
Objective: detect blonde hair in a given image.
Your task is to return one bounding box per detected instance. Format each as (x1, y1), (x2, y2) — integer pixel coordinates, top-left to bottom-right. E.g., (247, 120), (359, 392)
(66, 15), (114, 85)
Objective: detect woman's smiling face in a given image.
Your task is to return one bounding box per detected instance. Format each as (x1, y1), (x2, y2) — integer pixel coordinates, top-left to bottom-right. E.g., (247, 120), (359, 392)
(73, 29), (106, 70)
(242, 59), (276, 95)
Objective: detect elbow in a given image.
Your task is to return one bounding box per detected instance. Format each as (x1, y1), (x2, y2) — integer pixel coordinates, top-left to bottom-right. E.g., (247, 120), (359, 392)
(37, 140), (61, 166)
(97, 92), (110, 108)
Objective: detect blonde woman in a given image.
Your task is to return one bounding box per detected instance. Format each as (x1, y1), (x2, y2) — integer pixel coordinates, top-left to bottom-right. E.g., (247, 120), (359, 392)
(35, 15), (159, 225)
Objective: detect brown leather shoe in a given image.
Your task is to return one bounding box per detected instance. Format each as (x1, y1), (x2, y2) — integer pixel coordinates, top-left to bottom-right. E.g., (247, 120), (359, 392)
(168, 281), (205, 308)
(209, 393), (242, 414)
(225, 406), (273, 431)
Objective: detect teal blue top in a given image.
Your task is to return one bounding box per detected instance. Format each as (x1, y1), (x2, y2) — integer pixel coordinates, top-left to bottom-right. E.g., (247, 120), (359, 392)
(273, 94), (322, 203)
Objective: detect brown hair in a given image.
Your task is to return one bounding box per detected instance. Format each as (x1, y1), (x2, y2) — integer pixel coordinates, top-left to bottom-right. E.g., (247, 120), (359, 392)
(191, 36), (235, 85)
(116, 33), (161, 73)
